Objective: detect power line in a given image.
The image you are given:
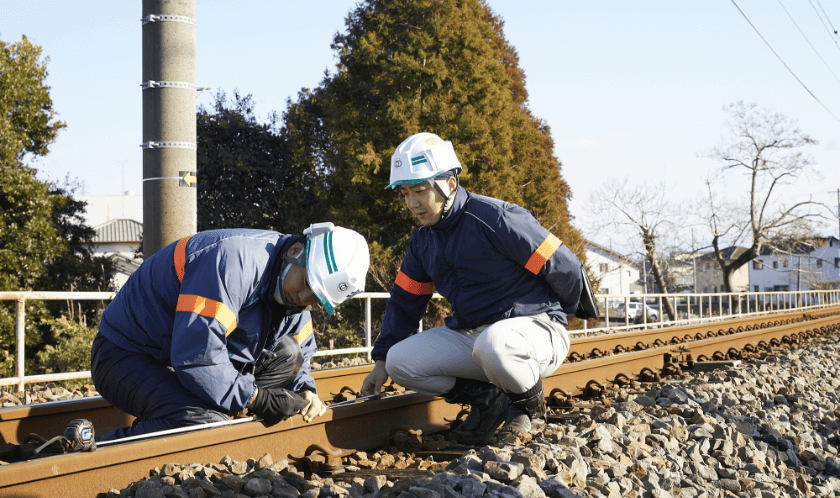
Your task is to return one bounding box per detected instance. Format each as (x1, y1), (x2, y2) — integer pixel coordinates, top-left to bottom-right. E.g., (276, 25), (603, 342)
(729, 0), (840, 122)
(777, 0), (840, 86)
(814, 0), (840, 42)
(806, 0), (840, 52)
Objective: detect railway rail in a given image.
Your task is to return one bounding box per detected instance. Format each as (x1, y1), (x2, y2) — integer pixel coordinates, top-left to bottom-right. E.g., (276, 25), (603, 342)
(1, 307), (839, 497)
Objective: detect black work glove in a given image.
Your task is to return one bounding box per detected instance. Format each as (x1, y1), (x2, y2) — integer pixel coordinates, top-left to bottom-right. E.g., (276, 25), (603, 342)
(250, 387), (309, 425)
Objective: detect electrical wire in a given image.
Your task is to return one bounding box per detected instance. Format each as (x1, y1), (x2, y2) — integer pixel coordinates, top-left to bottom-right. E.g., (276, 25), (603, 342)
(730, 0), (840, 121)
(777, 0), (840, 86)
(807, 0), (840, 52)
(814, 0), (840, 42)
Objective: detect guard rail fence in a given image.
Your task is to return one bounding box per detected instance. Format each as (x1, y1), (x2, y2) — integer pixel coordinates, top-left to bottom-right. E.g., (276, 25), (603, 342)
(1, 289), (838, 392)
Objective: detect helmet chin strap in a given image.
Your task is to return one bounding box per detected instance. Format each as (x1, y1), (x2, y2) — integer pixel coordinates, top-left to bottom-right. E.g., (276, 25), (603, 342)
(432, 177), (458, 220)
(274, 248), (306, 309)
(274, 264), (296, 308)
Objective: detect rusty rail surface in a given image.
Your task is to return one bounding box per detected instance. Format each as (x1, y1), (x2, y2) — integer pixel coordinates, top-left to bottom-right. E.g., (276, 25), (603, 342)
(0, 309), (838, 497)
(1, 308), (829, 449)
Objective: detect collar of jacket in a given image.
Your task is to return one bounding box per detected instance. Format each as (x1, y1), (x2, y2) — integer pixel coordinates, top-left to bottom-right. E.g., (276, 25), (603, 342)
(431, 186), (469, 233)
(264, 233), (308, 313)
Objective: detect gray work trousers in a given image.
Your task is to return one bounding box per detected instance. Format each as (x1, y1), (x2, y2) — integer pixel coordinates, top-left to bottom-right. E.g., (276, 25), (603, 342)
(384, 313), (569, 396)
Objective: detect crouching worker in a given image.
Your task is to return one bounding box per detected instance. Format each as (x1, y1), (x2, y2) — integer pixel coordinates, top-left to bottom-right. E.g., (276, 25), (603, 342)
(361, 133), (596, 445)
(92, 224), (370, 441)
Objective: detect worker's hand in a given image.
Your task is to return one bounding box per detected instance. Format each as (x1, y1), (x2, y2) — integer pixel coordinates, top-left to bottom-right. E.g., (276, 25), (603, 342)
(298, 390), (326, 423)
(250, 387), (309, 425)
(360, 360), (389, 396)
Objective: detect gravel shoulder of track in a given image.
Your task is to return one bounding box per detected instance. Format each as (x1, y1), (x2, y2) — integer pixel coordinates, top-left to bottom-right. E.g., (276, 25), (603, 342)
(100, 335), (840, 498)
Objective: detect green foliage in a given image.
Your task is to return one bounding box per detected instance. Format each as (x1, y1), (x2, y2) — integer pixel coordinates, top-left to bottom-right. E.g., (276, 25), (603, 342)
(0, 35), (65, 164)
(0, 34), (113, 377)
(318, 326), (366, 351)
(0, 163), (63, 291)
(0, 165), (114, 371)
(196, 91), (319, 235)
(34, 314), (97, 375)
(196, 0), (588, 337)
(42, 179), (115, 293)
(283, 0), (585, 264)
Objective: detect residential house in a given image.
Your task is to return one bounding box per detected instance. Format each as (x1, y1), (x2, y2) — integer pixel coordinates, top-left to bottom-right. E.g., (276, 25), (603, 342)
(639, 253), (695, 293)
(695, 246), (751, 293)
(749, 236), (840, 292)
(92, 219), (143, 289)
(585, 240), (642, 300)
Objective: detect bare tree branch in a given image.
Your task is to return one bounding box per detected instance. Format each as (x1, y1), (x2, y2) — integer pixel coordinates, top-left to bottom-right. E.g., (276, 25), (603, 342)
(699, 101), (822, 291)
(589, 178), (678, 320)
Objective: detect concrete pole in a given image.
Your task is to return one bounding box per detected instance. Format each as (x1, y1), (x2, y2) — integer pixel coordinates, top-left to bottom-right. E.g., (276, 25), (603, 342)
(141, 0), (197, 258)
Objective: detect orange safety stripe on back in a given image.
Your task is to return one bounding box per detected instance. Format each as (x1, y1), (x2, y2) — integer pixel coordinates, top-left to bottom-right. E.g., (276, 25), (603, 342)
(174, 236), (192, 284)
(294, 320), (314, 345)
(176, 294), (238, 336)
(524, 234), (562, 275)
(395, 271), (435, 295)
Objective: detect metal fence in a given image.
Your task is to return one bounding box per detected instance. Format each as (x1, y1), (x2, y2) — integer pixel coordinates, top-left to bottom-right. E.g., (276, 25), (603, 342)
(1, 289), (839, 392)
(588, 289), (840, 332)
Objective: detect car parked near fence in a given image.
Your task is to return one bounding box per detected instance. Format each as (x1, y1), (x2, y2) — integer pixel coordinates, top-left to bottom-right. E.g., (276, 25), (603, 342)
(615, 302), (658, 322)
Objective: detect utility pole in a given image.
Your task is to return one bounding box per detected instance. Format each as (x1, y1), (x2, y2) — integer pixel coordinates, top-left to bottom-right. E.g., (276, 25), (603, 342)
(691, 229), (697, 293)
(834, 189), (840, 241)
(141, 0), (198, 258)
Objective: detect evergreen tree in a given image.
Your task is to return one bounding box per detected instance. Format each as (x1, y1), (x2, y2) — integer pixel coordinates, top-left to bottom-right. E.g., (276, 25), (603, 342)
(0, 35), (113, 376)
(0, 164), (114, 376)
(197, 91), (319, 234)
(284, 0), (584, 269)
(277, 0), (586, 329)
(0, 35), (65, 164)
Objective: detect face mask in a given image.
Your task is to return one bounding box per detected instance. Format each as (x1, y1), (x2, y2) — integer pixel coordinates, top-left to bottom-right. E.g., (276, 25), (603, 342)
(274, 246), (307, 310)
(274, 263), (294, 306)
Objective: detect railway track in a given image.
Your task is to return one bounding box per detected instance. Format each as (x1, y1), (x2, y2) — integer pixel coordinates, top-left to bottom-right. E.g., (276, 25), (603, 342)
(1, 307), (839, 497)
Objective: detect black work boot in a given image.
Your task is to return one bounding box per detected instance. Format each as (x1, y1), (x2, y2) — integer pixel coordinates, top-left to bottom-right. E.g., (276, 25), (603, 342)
(498, 380), (547, 437)
(444, 378), (510, 445)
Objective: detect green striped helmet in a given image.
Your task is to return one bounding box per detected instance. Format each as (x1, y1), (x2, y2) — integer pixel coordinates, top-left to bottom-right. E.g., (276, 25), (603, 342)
(304, 223), (370, 315)
(386, 132), (463, 189)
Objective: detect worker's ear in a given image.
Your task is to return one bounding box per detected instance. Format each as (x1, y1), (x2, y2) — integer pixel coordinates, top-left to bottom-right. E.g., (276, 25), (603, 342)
(286, 242), (304, 259)
(446, 176), (457, 196)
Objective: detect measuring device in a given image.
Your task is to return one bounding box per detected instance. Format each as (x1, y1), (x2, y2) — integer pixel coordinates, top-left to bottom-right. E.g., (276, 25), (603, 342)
(64, 419), (96, 452)
(327, 393), (380, 409)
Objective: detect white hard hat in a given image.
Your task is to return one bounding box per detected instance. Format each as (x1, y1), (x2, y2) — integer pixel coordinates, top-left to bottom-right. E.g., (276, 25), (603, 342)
(386, 132), (462, 189)
(303, 223), (370, 315)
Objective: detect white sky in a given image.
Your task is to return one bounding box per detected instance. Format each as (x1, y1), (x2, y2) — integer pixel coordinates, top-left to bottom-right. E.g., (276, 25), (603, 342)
(3, 1), (840, 250)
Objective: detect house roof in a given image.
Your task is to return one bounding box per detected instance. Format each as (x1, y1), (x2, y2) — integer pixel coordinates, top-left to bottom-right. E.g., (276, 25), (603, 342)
(93, 219), (143, 243)
(585, 240), (640, 269)
(757, 236), (839, 256)
(696, 246), (750, 262)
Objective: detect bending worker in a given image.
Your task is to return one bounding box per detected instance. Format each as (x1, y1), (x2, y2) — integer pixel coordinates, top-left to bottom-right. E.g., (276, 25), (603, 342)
(361, 133), (597, 444)
(92, 224), (370, 441)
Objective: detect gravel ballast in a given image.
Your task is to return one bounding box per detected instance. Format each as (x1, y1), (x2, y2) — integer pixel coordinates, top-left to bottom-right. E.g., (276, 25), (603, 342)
(7, 322), (839, 498)
(96, 335), (840, 497)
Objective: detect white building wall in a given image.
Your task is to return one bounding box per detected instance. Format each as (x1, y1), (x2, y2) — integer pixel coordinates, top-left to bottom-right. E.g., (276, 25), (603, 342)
(92, 241), (141, 290)
(696, 260), (749, 293)
(748, 239), (840, 291)
(585, 247), (640, 298)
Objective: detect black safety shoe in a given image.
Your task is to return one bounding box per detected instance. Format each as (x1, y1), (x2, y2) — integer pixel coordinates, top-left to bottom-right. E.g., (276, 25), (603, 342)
(445, 378), (511, 445)
(498, 380), (547, 438)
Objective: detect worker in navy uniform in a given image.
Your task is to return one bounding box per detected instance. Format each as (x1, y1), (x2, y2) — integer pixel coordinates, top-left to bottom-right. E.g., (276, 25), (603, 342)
(92, 224), (370, 441)
(361, 133), (596, 444)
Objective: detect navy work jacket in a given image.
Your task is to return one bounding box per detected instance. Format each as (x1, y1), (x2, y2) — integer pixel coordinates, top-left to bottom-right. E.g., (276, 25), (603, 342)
(372, 188), (584, 362)
(98, 229), (317, 413)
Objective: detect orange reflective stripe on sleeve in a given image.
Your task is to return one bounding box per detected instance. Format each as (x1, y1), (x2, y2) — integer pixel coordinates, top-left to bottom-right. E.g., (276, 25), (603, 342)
(524, 234), (562, 275)
(395, 271), (435, 295)
(294, 320), (314, 345)
(174, 236), (191, 284)
(176, 294), (238, 336)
